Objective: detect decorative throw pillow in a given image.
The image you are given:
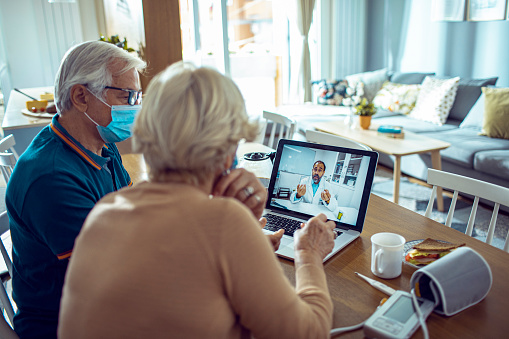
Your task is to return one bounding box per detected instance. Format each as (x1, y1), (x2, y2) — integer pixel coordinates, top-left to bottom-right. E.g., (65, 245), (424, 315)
(447, 77), (498, 121)
(372, 82), (421, 114)
(345, 68), (389, 102)
(482, 87), (509, 139)
(409, 76), (460, 125)
(389, 72), (435, 84)
(459, 91), (485, 131)
(312, 79), (350, 106)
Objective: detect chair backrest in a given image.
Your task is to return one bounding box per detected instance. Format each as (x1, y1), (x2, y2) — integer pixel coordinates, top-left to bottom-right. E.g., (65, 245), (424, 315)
(425, 168), (509, 252)
(262, 111), (296, 149)
(0, 313), (18, 339)
(0, 281), (16, 338)
(0, 212), (12, 278)
(0, 135), (19, 184)
(305, 130), (372, 151)
(0, 211), (15, 328)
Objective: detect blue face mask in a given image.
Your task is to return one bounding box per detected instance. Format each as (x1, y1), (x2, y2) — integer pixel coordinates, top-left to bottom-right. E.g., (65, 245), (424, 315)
(84, 91), (141, 143)
(231, 155), (238, 169)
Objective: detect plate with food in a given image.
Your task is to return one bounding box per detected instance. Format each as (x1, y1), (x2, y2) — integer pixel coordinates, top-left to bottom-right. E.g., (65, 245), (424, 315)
(21, 108), (56, 119)
(403, 238), (465, 268)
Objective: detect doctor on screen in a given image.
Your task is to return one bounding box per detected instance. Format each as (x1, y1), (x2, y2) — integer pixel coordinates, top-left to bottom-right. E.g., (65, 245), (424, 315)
(290, 160), (338, 212)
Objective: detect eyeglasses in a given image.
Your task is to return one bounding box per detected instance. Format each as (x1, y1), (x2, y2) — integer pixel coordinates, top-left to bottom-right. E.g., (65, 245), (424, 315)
(104, 86), (142, 106)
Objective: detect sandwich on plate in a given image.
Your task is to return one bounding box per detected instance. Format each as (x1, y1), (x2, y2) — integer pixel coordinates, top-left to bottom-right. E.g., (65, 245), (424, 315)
(405, 238), (466, 266)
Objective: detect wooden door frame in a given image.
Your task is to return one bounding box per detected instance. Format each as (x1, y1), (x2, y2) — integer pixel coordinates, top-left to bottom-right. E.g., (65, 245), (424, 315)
(141, 0), (183, 89)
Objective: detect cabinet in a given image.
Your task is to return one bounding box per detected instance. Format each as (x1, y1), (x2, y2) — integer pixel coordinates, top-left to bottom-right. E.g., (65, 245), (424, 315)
(332, 153), (362, 188)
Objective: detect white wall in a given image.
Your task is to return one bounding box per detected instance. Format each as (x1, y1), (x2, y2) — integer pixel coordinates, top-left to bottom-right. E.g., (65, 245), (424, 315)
(365, 0), (509, 86)
(0, 0), (102, 106)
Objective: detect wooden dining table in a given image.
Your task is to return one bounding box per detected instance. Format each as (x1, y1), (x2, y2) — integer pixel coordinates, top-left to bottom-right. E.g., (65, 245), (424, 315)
(121, 151), (509, 338)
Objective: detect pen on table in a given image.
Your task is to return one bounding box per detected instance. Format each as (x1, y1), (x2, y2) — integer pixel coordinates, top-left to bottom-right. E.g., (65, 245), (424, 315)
(14, 88), (38, 101)
(355, 272), (396, 296)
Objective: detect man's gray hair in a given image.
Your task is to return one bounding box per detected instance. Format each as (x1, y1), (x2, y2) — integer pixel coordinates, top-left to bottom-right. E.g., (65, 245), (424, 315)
(54, 40), (146, 112)
(133, 62), (259, 185)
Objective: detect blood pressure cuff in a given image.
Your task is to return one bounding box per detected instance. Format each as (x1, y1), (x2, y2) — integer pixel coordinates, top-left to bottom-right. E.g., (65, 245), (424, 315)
(409, 247), (492, 316)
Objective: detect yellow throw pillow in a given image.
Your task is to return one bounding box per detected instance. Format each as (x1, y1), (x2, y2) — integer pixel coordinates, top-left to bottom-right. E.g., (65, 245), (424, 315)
(482, 87), (509, 139)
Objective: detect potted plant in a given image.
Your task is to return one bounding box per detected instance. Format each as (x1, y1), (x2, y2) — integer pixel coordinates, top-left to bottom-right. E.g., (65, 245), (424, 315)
(354, 97), (377, 129)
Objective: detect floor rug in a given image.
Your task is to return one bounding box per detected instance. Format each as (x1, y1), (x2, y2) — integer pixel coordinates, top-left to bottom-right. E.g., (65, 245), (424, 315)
(372, 167), (509, 251)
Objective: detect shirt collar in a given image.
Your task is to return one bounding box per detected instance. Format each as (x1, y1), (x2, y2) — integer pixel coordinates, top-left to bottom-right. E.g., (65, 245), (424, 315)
(50, 114), (109, 170)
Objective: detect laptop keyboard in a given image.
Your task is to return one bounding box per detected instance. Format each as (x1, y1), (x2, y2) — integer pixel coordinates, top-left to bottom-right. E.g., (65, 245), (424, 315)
(264, 214), (344, 238)
(263, 214), (302, 237)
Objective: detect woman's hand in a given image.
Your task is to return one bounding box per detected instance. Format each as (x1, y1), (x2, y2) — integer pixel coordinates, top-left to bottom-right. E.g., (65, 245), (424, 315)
(213, 168), (267, 219)
(259, 217), (284, 251)
(294, 214), (336, 260)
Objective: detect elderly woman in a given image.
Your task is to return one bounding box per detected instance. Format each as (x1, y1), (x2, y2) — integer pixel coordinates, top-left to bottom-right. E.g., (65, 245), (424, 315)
(58, 62), (336, 338)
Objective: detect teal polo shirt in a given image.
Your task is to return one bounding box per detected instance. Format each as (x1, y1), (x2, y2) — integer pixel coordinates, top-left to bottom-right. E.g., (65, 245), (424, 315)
(5, 114), (132, 339)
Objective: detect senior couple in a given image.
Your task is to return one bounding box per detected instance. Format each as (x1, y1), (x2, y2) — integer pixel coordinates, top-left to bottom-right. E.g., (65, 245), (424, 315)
(6, 41), (336, 338)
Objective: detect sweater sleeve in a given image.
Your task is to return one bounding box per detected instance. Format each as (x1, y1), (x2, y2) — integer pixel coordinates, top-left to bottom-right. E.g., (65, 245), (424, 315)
(218, 200), (333, 339)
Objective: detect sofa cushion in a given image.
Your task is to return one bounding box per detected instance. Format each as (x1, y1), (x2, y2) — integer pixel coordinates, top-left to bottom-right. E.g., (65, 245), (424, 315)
(372, 114), (458, 133)
(409, 76), (460, 125)
(345, 68), (389, 102)
(474, 150), (509, 181)
(482, 87), (509, 139)
(312, 79), (350, 106)
(459, 92), (485, 131)
(424, 128), (509, 168)
(448, 77), (498, 121)
(372, 82), (421, 114)
(389, 72), (435, 84)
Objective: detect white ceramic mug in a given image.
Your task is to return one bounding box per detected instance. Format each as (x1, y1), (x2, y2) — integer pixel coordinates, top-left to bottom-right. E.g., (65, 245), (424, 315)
(371, 232), (406, 279)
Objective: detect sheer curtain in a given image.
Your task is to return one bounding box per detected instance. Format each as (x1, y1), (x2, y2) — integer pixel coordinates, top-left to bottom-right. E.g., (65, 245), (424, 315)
(289, 0), (315, 103)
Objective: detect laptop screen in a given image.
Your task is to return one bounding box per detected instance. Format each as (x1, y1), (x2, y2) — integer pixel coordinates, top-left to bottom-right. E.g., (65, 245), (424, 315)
(266, 139), (379, 233)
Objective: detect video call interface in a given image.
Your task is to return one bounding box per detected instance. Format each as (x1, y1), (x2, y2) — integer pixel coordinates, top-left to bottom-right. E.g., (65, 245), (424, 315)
(269, 144), (374, 225)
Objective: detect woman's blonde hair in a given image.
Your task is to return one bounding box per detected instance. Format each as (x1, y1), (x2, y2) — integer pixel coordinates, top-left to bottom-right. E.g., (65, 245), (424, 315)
(133, 62), (258, 184)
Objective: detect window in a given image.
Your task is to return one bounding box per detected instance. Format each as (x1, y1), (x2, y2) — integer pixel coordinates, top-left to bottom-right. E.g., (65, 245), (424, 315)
(180, 0), (292, 119)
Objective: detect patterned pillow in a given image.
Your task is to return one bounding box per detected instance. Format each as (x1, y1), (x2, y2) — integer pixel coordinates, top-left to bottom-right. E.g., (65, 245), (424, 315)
(373, 82), (421, 114)
(409, 76), (460, 125)
(312, 79), (350, 106)
(345, 68), (389, 102)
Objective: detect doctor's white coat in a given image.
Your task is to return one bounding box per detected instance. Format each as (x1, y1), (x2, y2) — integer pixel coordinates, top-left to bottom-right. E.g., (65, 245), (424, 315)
(289, 176), (338, 212)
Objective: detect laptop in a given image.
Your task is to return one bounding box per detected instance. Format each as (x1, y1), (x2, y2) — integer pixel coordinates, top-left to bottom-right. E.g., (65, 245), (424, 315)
(262, 139), (378, 261)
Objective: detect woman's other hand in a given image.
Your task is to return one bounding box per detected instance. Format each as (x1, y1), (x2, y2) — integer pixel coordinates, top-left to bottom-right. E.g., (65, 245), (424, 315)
(294, 214), (335, 261)
(258, 217), (284, 251)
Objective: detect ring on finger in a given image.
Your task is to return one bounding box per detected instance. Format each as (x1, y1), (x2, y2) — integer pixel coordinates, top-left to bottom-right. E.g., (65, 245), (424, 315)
(253, 194), (261, 203)
(243, 186), (255, 197)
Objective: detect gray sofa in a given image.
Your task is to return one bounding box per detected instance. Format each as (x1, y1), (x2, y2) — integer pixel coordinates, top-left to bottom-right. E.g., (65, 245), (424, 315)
(370, 72), (509, 210)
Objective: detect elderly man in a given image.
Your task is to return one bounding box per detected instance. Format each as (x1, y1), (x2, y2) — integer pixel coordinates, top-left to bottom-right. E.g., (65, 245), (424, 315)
(6, 41), (266, 339)
(290, 160), (338, 212)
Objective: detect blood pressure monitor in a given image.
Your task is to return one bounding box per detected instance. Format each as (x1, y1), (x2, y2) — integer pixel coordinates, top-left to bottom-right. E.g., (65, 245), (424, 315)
(364, 290), (435, 339)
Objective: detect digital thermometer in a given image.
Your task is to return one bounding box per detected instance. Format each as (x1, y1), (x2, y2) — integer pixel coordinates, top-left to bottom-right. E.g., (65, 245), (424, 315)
(364, 290), (434, 339)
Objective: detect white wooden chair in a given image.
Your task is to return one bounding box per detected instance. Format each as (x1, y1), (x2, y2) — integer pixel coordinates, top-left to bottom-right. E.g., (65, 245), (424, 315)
(0, 314), (17, 339)
(305, 130), (372, 151)
(0, 211), (15, 328)
(262, 111), (296, 149)
(0, 135), (19, 184)
(425, 168), (509, 252)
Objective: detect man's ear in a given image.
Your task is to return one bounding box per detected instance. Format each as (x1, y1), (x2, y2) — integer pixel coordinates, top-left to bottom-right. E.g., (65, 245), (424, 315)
(70, 84), (89, 112)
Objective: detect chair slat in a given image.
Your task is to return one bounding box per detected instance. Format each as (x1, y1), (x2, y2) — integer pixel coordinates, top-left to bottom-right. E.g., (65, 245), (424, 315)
(305, 130), (371, 151)
(262, 111), (296, 149)
(426, 169), (509, 253)
(444, 190), (458, 227)
(425, 186), (437, 218)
